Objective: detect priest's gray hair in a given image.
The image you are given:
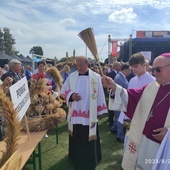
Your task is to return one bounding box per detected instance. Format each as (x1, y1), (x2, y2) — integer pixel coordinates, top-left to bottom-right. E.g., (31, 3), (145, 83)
(9, 59), (21, 68)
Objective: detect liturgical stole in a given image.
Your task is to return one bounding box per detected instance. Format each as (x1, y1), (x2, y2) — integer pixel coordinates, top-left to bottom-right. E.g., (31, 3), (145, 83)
(122, 81), (170, 170)
(67, 69), (98, 141)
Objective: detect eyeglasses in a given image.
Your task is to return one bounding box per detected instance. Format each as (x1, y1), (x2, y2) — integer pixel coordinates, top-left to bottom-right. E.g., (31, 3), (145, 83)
(152, 64), (170, 73)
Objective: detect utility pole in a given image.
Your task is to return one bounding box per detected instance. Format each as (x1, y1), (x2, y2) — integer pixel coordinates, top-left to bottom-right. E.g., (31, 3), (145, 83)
(108, 35), (111, 63)
(129, 34), (132, 60)
(31, 51), (35, 71)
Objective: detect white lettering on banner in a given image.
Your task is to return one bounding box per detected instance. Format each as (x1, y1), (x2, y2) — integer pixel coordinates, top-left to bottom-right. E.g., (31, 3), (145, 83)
(10, 76), (31, 121)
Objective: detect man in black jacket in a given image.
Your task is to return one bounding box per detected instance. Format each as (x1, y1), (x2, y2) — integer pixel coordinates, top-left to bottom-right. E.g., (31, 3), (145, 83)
(1, 59), (22, 84)
(0, 59), (22, 141)
(106, 62), (121, 128)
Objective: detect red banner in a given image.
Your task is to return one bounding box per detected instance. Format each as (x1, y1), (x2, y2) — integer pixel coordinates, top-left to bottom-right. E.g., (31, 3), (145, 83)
(136, 31), (144, 38)
(112, 40), (118, 57)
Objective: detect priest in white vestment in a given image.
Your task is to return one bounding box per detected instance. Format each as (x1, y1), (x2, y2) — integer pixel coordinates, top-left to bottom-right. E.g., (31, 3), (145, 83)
(61, 56), (107, 170)
(103, 53), (170, 170)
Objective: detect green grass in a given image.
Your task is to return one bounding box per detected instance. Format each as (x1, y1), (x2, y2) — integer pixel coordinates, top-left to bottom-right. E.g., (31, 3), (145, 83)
(23, 114), (123, 170)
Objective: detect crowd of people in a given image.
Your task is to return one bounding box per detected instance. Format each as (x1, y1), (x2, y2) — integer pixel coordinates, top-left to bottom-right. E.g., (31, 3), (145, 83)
(0, 52), (170, 170)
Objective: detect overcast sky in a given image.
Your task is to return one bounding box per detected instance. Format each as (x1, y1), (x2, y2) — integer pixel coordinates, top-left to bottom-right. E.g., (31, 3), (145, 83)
(1, 0), (170, 61)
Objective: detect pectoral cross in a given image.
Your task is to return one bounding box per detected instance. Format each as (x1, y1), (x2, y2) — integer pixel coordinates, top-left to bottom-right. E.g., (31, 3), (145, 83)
(147, 110), (153, 121)
(146, 91), (170, 121)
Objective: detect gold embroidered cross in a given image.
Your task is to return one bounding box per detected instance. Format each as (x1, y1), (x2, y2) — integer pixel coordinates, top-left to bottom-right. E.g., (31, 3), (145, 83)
(91, 79), (97, 88)
(91, 79), (97, 99)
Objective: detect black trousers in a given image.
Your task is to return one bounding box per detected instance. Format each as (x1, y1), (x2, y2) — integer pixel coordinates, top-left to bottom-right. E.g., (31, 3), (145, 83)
(108, 110), (115, 127)
(69, 124), (101, 170)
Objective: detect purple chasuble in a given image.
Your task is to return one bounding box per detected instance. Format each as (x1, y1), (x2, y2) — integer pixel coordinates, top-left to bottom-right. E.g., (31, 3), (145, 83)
(125, 83), (170, 144)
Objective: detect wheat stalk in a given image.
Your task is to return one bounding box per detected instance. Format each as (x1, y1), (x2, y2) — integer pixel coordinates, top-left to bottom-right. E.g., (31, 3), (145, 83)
(78, 27), (103, 75)
(0, 87), (20, 168)
(22, 108), (66, 131)
(46, 66), (63, 90)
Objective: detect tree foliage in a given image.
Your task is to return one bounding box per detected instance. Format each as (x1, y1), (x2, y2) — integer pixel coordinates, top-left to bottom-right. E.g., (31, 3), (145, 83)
(29, 46), (43, 58)
(0, 29), (3, 50)
(0, 27), (19, 55)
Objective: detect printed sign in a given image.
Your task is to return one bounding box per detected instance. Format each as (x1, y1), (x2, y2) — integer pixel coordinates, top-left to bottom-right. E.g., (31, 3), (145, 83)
(10, 76), (31, 121)
(136, 31), (170, 38)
